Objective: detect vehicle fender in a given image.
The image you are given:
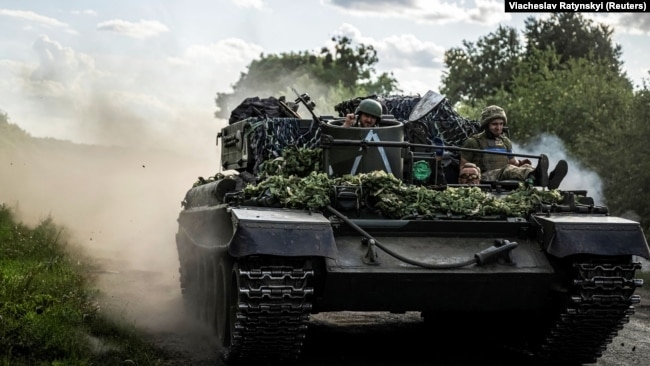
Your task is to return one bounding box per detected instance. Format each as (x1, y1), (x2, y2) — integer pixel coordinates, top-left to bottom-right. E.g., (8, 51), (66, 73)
(182, 179), (237, 208)
(177, 205), (233, 250)
(228, 207), (337, 258)
(534, 215), (650, 259)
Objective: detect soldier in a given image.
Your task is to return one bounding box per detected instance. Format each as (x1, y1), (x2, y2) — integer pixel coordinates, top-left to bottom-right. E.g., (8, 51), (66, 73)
(460, 105), (568, 189)
(343, 99), (382, 128)
(458, 163), (481, 185)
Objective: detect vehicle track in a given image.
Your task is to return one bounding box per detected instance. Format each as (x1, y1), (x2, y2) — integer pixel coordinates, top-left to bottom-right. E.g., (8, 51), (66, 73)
(96, 267), (650, 366)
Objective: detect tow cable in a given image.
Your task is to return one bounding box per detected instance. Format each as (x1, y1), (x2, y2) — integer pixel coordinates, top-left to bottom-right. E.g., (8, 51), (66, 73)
(326, 205), (518, 269)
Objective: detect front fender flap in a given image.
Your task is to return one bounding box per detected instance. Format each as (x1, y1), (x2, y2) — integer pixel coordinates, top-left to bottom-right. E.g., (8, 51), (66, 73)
(534, 214), (650, 259)
(228, 207), (337, 258)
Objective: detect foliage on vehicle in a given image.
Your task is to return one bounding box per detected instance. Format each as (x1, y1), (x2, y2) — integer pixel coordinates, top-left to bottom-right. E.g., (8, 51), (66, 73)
(259, 146), (322, 178)
(240, 168), (562, 219)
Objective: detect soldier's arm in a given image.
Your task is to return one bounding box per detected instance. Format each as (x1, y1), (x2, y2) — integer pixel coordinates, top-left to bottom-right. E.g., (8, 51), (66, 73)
(459, 139), (478, 172)
(343, 114), (355, 127)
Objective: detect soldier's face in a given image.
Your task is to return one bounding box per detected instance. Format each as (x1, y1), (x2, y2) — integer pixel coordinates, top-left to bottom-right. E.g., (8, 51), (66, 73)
(488, 119), (505, 136)
(359, 113), (378, 127)
(459, 170), (480, 185)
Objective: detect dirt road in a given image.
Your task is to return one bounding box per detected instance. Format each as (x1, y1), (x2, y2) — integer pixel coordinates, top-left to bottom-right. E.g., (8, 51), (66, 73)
(96, 267), (650, 366)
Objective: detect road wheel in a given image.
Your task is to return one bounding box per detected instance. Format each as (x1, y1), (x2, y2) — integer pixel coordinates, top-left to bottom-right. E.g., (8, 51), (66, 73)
(176, 231), (199, 318)
(195, 250), (210, 321)
(214, 256), (231, 346)
(203, 254), (218, 328)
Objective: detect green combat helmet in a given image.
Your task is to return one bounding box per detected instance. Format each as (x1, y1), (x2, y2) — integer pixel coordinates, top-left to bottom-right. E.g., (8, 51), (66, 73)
(355, 99), (383, 122)
(480, 105), (507, 127)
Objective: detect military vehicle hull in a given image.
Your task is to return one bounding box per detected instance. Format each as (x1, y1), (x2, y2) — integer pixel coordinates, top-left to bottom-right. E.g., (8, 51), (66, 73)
(177, 109), (649, 365)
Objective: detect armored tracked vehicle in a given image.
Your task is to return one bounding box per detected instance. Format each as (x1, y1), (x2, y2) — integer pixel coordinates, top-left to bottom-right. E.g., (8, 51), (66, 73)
(175, 91), (649, 365)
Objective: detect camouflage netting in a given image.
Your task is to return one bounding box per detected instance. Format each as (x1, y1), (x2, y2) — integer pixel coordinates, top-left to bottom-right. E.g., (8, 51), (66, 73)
(333, 94), (480, 149)
(241, 169), (563, 219)
(192, 117), (320, 187)
(246, 117), (321, 175)
(417, 99), (481, 148)
(227, 93), (478, 181)
(227, 96), (300, 125)
(333, 94), (422, 121)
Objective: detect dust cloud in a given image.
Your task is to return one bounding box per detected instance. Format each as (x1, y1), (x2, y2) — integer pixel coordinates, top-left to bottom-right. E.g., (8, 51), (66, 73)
(0, 120), (220, 334)
(513, 133), (605, 204)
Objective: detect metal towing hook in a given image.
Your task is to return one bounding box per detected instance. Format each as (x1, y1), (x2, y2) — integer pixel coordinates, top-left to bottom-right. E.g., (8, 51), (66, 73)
(362, 237), (380, 265)
(475, 239), (519, 266)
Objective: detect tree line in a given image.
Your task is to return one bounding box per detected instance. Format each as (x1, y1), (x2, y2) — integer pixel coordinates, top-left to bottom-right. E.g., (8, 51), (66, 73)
(440, 13), (649, 236)
(214, 13), (650, 236)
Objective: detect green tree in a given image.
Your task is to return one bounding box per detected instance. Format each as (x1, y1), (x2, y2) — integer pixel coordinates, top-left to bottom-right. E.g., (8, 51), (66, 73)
(440, 25), (521, 105)
(441, 13), (624, 105)
(524, 12), (623, 73)
(490, 50), (643, 230)
(496, 49), (633, 156)
(213, 51), (316, 119)
(606, 81), (650, 233)
(441, 12), (649, 237)
(215, 36), (398, 119)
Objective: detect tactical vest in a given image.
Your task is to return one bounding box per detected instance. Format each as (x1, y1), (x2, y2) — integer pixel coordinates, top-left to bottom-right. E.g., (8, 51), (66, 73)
(468, 132), (512, 172)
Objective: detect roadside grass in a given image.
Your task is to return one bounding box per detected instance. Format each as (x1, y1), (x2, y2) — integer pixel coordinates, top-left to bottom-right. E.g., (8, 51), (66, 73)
(0, 204), (172, 365)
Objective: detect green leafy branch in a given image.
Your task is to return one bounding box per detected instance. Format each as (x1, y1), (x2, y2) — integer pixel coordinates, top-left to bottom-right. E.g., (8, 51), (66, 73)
(242, 170), (563, 218)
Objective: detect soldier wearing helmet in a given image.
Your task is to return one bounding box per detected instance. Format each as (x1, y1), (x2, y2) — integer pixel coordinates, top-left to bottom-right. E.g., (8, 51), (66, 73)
(460, 105), (568, 189)
(343, 99), (383, 128)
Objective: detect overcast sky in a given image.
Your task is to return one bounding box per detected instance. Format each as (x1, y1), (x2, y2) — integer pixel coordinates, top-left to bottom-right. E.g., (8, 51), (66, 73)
(1, 0), (648, 156)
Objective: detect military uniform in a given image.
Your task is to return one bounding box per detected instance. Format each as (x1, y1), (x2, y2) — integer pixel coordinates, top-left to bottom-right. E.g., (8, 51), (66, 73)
(460, 105), (540, 182)
(461, 131), (535, 181)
